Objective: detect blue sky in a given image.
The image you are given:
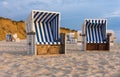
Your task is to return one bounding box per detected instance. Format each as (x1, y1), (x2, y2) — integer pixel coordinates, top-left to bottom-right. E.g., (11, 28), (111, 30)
(0, 0), (120, 42)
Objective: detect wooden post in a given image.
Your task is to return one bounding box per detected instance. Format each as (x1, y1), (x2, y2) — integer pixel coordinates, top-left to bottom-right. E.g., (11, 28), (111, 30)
(106, 33), (111, 50)
(60, 33), (65, 54)
(27, 32), (35, 55)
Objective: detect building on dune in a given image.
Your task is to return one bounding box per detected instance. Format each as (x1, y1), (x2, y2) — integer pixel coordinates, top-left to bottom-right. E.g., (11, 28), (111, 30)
(6, 33), (20, 42)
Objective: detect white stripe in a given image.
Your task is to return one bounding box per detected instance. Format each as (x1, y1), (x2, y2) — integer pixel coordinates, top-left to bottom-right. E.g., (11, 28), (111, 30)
(48, 23), (54, 42)
(40, 13), (49, 22)
(36, 13), (45, 43)
(93, 22), (96, 43)
(48, 14), (57, 22)
(34, 12), (41, 21)
(99, 24), (103, 43)
(38, 12), (45, 22)
(44, 14), (54, 42)
(40, 13), (50, 42)
(45, 13), (54, 22)
(47, 13), (57, 42)
(44, 13), (53, 42)
(40, 23), (46, 42)
(86, 22), (89, 43)
(44, 23), (50, 42)
(89, 23), (93, 43)
(96, 21), (99, 43)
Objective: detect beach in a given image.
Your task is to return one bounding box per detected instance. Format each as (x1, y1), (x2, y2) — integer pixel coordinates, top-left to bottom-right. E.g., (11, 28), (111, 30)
(0, 40), (120, 77)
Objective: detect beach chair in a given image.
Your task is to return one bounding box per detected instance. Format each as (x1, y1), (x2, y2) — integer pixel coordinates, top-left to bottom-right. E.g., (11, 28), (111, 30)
(25, 10), (65, 55)
(81, 19), (110, 51)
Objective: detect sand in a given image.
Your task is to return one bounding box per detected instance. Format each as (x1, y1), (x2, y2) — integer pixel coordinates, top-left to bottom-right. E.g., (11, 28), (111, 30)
(0, 40), (120, 77)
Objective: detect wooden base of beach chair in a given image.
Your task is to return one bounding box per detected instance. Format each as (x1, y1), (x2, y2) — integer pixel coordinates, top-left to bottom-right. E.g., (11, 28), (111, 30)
(36, 45), (61, 55)
(86, 43), (109, 51)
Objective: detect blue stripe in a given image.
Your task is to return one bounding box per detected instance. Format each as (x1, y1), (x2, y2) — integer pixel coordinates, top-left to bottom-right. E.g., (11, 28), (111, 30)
(86, 21), (89, 42)
(43, 13), (52, 22)
(94, 23), (97, 43)
(46, 14), (55, 22)
(100, 24), (104, 42)
(54, 18), (56, 41)
(99, 20), (102, 43)
(101, 22), (104, 43)
(93, 22), (96, 43)
(46, 14), (55, 42)
(34, 12), (43, 22)
(54, 17), (57, 41)
(55, 17), (57, 41)
(44, 13), (53, 42)
(42, 14), (52, 42)
(56, 15), (59, 40)
(86, 25), (89, 42)
(85, 19), (107, 43)
(47, 13), (57, 41)
(91, 23), (94, 43)
(42, 22), (48, 42)
(50, 21), (54, 42)
(33, 12), (60, 45)
(90, 23), (93, 43)
(101, 21), (105, 43)
(47, 24), (52, 42)
(99, 24), (102, 43)
(87, 22), (90, 42)
(97, 23), (101, 43)
(52, 19), (55, 41)
(38, 13), (48, 22)
(94, 20), (98, 43)
(54, 17), (56, 41)
(88, 23), (91, 43)
(38, 22), (44, 43)
(34, 12), (39, 18)
(104, 20), (107, 39)
(50, 21), (53, 40)
(48, 14), (57, 23)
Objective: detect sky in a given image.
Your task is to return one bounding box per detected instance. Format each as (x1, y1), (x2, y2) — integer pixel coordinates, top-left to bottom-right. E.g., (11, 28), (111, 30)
(0, 0), (120, 42)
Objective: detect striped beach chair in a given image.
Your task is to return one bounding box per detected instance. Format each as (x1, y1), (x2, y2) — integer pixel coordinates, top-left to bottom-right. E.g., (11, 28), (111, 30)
(25, 10), (65, 55)
(82, 19), (110, 51)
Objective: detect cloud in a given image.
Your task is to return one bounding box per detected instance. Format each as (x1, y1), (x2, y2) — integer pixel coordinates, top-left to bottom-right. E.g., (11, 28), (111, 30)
(0, 0), (120, 24)
(2, 1), (8, 5)
(2, 1), (8, 7)
(104, 10), (120, 18)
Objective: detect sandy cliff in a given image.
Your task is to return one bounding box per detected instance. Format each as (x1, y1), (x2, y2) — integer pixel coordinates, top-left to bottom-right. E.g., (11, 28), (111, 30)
(0, 17), (78, 41)
(0, 17), (26, 41)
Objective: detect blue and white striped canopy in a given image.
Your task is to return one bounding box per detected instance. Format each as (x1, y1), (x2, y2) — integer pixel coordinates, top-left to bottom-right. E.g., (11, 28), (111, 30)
(33, 11), (60, 45)
(84, 19), (107, 43)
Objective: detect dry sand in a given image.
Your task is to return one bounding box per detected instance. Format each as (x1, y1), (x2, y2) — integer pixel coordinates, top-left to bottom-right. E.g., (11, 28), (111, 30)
(0, 40), (120, 77)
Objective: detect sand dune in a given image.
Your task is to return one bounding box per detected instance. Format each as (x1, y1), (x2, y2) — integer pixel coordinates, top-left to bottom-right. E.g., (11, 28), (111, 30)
(0, 40), (120, 77)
